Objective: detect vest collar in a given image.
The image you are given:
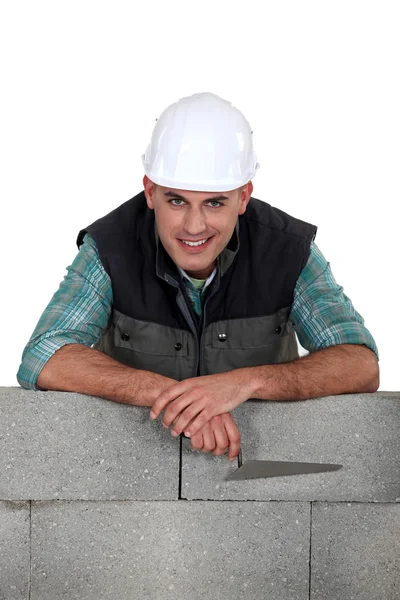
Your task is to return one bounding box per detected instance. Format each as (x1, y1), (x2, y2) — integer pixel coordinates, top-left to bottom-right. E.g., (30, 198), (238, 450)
(154, 218), (240, 281)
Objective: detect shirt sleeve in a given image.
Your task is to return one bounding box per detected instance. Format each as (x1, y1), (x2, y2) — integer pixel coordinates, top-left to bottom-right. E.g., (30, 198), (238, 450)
(16, 232), (113, 390)
(289, 241), (379, 361)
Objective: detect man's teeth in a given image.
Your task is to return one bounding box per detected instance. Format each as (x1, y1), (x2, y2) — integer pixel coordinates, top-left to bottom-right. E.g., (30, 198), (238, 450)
(181, 238), (209, 247)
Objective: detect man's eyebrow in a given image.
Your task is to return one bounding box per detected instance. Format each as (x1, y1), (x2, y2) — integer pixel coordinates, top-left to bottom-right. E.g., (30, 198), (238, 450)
(163, 192), (230, 201)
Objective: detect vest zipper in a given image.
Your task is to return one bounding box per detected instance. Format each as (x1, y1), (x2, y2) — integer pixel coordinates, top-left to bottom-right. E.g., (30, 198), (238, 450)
(164, 274), (199, 377)
(198, 271), (221, 376)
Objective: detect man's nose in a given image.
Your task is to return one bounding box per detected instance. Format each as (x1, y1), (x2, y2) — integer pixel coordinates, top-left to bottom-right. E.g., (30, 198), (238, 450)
(183, 209), (207, 234)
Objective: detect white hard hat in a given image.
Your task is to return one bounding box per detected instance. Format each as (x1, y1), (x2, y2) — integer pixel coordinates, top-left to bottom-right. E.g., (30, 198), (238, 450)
(141, 92), (260, 192)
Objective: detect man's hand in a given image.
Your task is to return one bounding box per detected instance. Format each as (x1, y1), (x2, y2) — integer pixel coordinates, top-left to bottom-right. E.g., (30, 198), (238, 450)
(190, 413), (241, 461)
(149, 369), (254, 438)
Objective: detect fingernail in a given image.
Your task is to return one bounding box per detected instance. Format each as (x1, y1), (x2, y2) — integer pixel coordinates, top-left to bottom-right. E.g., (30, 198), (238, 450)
(184, 431), (191, 438)
(171, 431), (178, 437)
(149, 411), (156, 419)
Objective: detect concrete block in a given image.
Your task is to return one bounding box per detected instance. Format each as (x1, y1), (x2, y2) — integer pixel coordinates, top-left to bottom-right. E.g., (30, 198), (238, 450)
(311, 502), (400, 599)
(0, 388), (179, 500)
(182, 393), (400, 501)
(31, 500), (311, 600)
(0, 501), (30, 600)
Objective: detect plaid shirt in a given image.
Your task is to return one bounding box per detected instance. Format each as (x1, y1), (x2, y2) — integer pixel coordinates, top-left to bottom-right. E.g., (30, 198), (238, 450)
(17, 232), (379, 390)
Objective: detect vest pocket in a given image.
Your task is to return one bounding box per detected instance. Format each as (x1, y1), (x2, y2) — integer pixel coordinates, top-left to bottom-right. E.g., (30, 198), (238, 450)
(203, 307), (298, 374)
(113, 313), (189, 357)
(211, 306), (292, 349)
(97, 309), (197, 380)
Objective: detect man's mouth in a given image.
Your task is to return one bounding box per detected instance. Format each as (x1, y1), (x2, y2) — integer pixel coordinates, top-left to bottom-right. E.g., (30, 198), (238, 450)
(180, 238), (209, 247)
(177, 236), (214, 252)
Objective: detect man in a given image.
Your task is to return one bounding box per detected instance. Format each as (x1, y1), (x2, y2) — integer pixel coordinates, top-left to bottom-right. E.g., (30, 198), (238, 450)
(17, 92), (379, 462)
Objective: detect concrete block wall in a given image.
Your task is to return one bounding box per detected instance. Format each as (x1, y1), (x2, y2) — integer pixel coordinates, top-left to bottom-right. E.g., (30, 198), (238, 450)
(0, 387), (399, 599)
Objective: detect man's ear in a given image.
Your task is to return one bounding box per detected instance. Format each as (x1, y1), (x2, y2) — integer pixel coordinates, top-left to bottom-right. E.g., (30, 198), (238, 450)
(143, 175), (155, 210)
(238, 181), (253, 215)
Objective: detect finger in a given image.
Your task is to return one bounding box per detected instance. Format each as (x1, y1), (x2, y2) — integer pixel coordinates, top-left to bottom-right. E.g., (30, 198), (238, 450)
(190, 429), (204, 451)
(200, 421), (216, 453)
(221, 413), (241, 461)
(170, 398), (209, 437)
(162, 394), (200, 429)
(150, 380), (193, 419)
(211, 415), (229, 456)
(178, 399), (218, 438)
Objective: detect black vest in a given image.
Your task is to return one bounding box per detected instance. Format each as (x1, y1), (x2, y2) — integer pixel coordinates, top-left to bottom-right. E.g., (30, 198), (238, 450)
(77, 191), (317, 381)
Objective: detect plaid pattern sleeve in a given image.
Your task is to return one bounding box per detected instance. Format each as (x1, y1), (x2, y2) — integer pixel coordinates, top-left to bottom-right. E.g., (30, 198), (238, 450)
(289, 241), (379, 360)
(16, 233), (113, 390)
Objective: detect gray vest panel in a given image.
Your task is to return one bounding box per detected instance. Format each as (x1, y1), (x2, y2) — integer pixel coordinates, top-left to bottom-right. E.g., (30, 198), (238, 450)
(93, 306), (299, 381)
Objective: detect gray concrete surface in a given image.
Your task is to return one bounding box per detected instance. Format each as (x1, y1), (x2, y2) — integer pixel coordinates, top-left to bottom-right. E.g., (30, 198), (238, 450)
(311, 502), (400, 599)
(0, 501), (30, 600)
(0, 387), (399, 599)
(30, 500), (310, 600)
(182, 394), (400, 502)
(0, 388), (179, 500)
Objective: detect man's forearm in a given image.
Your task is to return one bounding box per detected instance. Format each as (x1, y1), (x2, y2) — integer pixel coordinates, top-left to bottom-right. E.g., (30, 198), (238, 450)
(36, 343), (177, 407)
(242, 344), (379, 401)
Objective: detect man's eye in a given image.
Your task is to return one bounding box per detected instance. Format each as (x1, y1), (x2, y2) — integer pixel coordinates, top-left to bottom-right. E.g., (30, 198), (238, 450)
(168, 199), (223, 208)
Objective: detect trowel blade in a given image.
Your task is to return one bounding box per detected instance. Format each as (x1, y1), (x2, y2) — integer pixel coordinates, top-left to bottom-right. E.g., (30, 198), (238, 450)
(226, 459), (343, 480)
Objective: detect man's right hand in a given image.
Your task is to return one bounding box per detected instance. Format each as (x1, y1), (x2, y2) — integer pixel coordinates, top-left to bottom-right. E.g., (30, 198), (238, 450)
(189, 413), (241, 461)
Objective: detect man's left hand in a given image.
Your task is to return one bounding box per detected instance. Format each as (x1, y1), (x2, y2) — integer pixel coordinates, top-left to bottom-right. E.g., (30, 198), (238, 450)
(149, 369), (254, 438)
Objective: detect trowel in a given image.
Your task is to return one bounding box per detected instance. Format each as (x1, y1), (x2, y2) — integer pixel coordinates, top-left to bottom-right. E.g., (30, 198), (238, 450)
(225, 448), (342, 481)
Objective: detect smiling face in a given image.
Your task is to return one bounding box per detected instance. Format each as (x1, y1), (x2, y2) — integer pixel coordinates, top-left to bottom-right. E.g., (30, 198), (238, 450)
(143, 175), (253, 279)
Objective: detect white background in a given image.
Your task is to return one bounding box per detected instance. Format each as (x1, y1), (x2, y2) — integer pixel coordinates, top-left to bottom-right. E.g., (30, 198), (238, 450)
(1, 1), (398, 390)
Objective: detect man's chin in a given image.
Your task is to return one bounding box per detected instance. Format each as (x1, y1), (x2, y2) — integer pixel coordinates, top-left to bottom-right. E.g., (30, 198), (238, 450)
(178, 257), (217, 280)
